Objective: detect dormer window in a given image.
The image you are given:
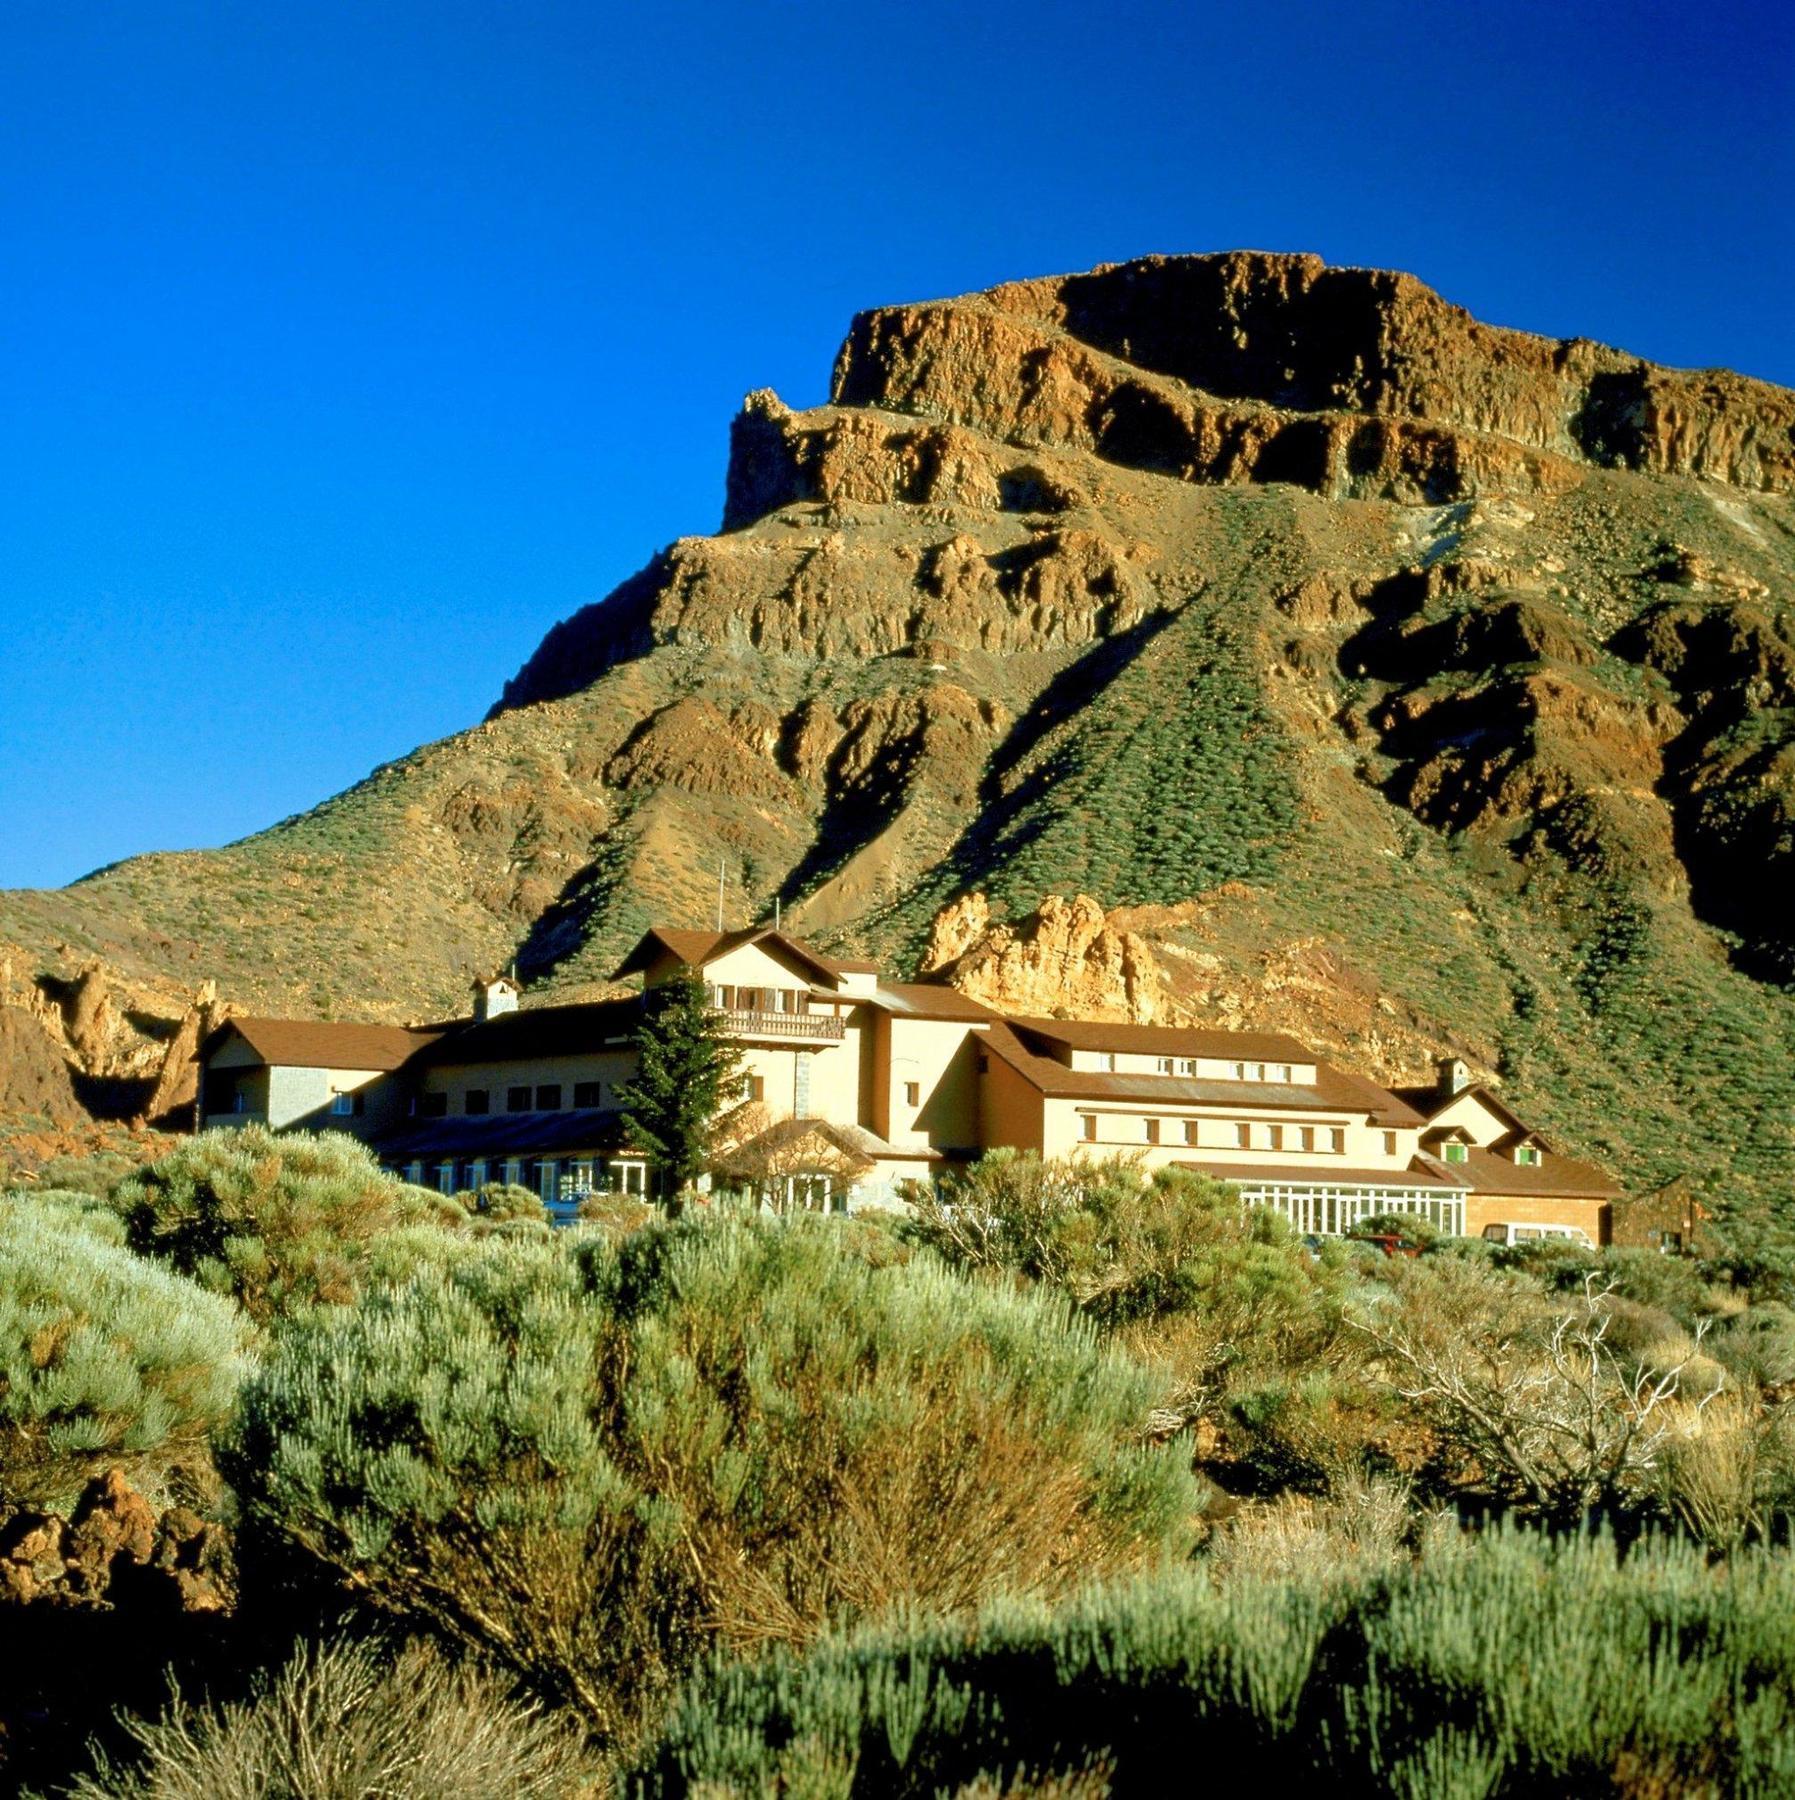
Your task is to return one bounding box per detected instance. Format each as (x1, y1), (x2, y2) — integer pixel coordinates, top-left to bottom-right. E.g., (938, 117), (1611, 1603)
(1444, 1141), (1468, 1164)
(1516, 1144), (1542, 1166)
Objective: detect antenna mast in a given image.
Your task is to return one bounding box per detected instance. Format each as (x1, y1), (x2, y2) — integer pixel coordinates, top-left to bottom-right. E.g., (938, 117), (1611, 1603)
(716, 857), (726, 931)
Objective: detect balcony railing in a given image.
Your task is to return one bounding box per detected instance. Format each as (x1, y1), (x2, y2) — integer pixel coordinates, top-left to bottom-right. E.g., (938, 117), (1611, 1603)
(711, 1007), (845, 1042)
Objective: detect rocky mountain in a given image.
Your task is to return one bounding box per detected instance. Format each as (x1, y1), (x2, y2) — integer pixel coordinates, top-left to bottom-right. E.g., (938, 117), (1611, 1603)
(4, 251), (1793, 1201)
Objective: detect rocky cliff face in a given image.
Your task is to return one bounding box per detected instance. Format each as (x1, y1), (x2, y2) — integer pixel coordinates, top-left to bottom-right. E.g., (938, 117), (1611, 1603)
(4, 252), (1794, 1201)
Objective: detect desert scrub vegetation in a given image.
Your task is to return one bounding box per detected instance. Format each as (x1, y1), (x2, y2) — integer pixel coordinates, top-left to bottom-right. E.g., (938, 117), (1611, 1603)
(907, 1155), (1355, 1434)
(221, 1215), (1201, 1746)
(113, 1126), (470, 1320)
(0, 1192), (252, 1507)
(627, 1528), (1795, 1798)
(67, 1637), (602, 1800)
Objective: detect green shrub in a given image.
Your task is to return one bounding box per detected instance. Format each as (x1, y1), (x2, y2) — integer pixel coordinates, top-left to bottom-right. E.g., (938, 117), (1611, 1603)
(67, 1638), (600, 1799)
(461, 1180), (549, 1222)
(222, 1217), (1199, 1745)
(1714, 1301), (1795, 1390)
(0, 1192), (252, 1507)
(910, 1153), (1346, 1340)
(1597, 1245), (1713, 1325)
(626, 1529), (1795, 1796)
(112, 1127), (468, 1320)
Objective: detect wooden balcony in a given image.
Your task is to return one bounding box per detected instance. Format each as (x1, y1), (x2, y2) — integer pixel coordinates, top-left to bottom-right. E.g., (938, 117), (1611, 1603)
(712, 1007), (845, 1043)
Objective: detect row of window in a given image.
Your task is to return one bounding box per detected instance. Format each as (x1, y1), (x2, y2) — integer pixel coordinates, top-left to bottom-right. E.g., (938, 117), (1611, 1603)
(1080, 1114), (1390, 1156)
(416, 1073), (774, 1119)
(1091, 1055), (1302, 1082)
(1244, 1184), (1465, 1238)
(707, 984), (811, 1014)
(398, 1156), (650, 1201)
(415, 1080), (610, 1119)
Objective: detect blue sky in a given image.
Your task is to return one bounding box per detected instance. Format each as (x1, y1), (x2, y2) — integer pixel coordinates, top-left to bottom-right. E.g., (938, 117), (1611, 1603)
(3, 0), (1791, 890)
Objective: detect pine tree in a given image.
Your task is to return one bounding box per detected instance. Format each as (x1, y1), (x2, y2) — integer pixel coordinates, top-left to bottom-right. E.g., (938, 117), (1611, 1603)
(616, 971), (744, 1200)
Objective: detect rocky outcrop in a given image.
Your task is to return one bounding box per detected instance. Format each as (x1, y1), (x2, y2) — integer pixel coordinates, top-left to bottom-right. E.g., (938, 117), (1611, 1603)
(0, 1470), (232, 1614)
(137, 979), (221, 1127)
(836, 253), (1795, 495)
(0, 1006), (83, 1126)
(925, 893), (1168, 1021)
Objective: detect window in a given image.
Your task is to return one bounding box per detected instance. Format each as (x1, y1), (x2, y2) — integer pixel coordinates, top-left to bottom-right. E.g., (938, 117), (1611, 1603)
(436, 1162), (455, 1195)
(611, 1159), (647, 1196)
(1298, 1125), (1315, 1152)
(1382, 1130), (1397, 1156)
(904, 1081), (920, 1107)
(232, 1089), (249, 1114)
(1233, 1063), (1247, 1081)
(1179, 1059), (1196, 1076)
(1267, 1124), (1284, 1151)
(1327, 1127), (1345, 1154)
(420, 1092), (449, 1119)
(1082, 1114), (1098, 1142)
(1277, 1064), (1294, 1084)
(747, 1075), (766, 1103)
(1144, 1118), (1160, 1145)
(1099, 1052), (1116, 1072)
(1444, 1141), (1468, 1164)
(1157, 1057), (1175, 1075)
(1517, 1144), (1541, 1166)
(507, 1085), (532, 1113)
(465, 1088), (490, 1115)
(1234, 1122), (1250, 1148)
(536, 1084), (563, 1111)
(330, 1092), (354, 1117)
(573, 1081), (602, 1109)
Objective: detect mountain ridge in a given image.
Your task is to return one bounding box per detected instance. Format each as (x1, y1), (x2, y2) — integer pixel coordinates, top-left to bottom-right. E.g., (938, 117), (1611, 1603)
(4, 251), (1793, 1206)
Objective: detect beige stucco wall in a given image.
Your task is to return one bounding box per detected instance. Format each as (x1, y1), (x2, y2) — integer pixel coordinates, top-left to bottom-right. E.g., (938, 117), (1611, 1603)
(1425, 1090), (1513, 1147)
(201, 1053), (392, 1133)
(980, 1054), (1047, 1154)
(883, 1017), (985, 1152)
(694, 941), (827, 998)
(1044, 1096), (1420, 1172)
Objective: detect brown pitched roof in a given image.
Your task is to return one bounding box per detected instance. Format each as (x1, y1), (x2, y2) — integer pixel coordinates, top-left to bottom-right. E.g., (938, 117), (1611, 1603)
(374, 1108), (638, 1160)
(872, 982), (1000, 1021)
(982, 1023), (1422, 1125)
(1443, 1144), (1621, 1201)
(1175, 1158), (1469, 1192)
(611, 925), (870, 985)
(1396, 1082), (1554, 1145)
(415, 997), (643, 1066)
(1006, 1017), (1318, 1061)
(202, 1017), (445, 1072)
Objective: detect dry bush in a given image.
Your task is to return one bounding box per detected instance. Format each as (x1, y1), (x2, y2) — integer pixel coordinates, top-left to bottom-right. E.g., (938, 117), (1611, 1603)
(1204, 1474), (1453, 1584)
(1655, 1393), (1795, 1550)
(1353, 1260), (1724, 1520)
(223, 1219), (1200, 1745)
(65, 1638), (599, 1799)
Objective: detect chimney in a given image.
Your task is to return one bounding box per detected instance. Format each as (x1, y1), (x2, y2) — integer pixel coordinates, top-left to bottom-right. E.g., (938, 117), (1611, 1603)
(1437, 1056), (1472, 1097)
(472, 974), (519, 1022)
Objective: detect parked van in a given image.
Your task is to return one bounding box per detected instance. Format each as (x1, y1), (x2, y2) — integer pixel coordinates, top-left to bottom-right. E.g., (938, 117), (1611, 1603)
(1480, 1221), (1593, 1248)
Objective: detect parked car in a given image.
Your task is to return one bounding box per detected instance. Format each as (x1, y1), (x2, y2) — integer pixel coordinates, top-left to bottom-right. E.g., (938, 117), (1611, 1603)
(1345, 1230), (1423, 1259)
